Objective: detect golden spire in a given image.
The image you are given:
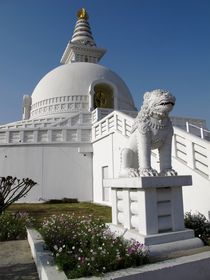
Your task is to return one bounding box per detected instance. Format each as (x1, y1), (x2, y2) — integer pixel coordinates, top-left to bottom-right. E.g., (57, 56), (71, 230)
(77, 8), (89, 20)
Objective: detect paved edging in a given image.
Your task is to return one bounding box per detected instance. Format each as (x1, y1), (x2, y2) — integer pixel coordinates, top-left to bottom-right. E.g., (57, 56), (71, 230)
(27, 228), (210, 280)
(27, 228), (68, 280)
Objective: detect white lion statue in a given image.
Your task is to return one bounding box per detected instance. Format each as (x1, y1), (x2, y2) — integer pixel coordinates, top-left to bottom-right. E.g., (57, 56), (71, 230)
(119, 89), (177, 177)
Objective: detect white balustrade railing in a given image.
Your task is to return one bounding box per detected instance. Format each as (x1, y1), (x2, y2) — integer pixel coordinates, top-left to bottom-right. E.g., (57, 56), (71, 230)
(173, 127), (210, 179)
(0, 112), (92, 145)
(0, 127), (91, 145)
(186, 121), (210, 140)
(92, 111), (210, 179)
(92, 108), (138, 124)
(92, 110), (134, 141)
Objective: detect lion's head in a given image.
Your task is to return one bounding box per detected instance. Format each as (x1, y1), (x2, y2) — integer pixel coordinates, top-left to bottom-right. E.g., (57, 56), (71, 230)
(131, 89), (175, 133)
(140, 89), (175, 119)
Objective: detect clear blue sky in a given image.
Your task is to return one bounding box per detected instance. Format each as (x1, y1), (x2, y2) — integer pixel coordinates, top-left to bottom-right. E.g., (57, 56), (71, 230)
(0, 0), (209, 127)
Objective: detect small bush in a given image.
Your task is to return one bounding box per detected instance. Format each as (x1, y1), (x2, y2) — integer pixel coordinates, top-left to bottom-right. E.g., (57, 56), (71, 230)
(0, 211), (34, 241)
(44, 198), (78, 204)
(40, 214), (149, 278)
(184, 211), (210, 245)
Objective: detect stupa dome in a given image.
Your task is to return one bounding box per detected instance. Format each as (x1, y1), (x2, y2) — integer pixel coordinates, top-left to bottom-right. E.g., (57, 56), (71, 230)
(30, 62), (136, 119)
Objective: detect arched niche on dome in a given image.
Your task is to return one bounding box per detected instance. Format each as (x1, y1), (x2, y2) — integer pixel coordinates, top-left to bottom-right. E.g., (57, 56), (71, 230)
(93, 84), (114, 109)
(89, 80), (118, 111)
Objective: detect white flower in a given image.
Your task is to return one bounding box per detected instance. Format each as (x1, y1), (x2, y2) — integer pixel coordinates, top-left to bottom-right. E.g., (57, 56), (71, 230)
(53, 245), (58, 251)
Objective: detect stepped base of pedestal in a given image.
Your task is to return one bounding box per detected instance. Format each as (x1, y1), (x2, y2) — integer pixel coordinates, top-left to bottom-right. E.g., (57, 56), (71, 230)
(109, 224), (204, 260)
(148, 238), (204, 261)
(109, 224), (196, 245)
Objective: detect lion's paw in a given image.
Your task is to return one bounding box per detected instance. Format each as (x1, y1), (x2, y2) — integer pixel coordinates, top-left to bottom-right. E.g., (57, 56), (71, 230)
(159, 169), (177, 176)
(139, 168), (158, 177)
(128, 168), (140, 177)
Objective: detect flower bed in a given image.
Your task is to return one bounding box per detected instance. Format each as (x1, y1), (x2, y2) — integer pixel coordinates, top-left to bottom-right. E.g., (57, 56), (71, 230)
(0, 211), (34, 241)
(39, 214), (149, 279)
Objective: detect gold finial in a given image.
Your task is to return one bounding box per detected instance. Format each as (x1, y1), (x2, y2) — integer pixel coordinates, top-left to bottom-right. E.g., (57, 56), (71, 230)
(77, 8), (89, 20)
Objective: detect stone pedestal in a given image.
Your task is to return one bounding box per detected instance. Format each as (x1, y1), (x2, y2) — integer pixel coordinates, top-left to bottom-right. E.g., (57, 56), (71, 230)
(104, 176), (201, 248)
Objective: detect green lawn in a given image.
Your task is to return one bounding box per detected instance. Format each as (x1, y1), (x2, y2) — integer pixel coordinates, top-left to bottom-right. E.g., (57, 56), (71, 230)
(8, 202), (112, 223)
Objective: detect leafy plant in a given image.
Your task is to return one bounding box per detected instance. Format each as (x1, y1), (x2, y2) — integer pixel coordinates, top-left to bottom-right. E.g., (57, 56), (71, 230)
(184, 211), (210, 245)
(0, 211), (35, 241)
(40, 214), (149, 278)
(0, 176), (36, 214)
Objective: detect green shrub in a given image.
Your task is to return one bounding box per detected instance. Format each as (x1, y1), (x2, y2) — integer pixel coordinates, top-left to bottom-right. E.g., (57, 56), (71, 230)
(40, 214), (149, 278)
(184, 211), (210, 245)
(0, 211), (34, 241)
(44, 198), (78, 204)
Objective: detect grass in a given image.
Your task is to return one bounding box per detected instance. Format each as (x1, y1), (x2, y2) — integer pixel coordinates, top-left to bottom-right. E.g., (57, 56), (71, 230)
(7, 202), (112, 224)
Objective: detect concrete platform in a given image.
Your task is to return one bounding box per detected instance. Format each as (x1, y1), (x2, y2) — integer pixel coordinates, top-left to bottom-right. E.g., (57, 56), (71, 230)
(0, 239), (39, 280)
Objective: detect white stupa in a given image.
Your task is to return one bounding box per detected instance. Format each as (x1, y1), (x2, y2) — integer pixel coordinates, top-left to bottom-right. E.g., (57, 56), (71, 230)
(24, 8), (136, 121)
(0, 8), (137, 202)
(0, 9), (209, 220)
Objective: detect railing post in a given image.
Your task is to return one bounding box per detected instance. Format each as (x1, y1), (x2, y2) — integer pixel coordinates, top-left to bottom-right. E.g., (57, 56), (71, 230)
(48, 129), (52, 142)
(20, 131), (24, 143)
(186, 121), (189, 133)
(207, 147), (210, 180)
(185, 137), (195, 169)
(106, 119), (109, 133)
(122, 119), (126, 136)
(172, 134), (177, 158)
(6, 131), (10, 143)
(200, 127), (204, 139)
(77, 129), (81, 142)
(99, 123), (102, 136)
(34, 130), (38, 143)
(62, 129), (67, 142)
(114, 113), (118, 131)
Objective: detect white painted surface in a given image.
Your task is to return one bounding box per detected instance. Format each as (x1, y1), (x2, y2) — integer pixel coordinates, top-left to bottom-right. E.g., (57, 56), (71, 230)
(0, 143), (93, 202)
(31, 63), (136, 119)
(104, 176), (194, 245)
(27, 229), (68, 280)
(92, 131), (128, 204)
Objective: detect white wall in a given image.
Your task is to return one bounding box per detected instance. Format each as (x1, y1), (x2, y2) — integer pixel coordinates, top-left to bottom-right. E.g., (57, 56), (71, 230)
(172, 158), (210, 220)
(92, 134), (113, 203)
(0, 143), (93, 202)
(92, 132), (128, 204)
